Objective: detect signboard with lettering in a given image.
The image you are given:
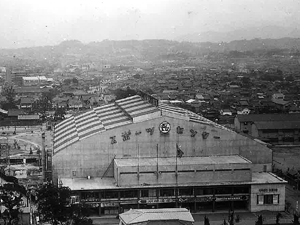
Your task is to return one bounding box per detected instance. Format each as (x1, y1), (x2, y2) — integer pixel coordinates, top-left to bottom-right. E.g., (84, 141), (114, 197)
(215, 196), (249, 202)
(18, 114), (40, 120)
(159, 121), (171, 134)
(259, 188), (278, 192)
(100, 202), (119, 207)
(145, 198), (176, 204)
(195, 197), (214, 202)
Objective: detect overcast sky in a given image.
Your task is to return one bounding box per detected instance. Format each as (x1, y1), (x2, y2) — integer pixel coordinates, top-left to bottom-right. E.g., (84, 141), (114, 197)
(0, 0), (300, 48)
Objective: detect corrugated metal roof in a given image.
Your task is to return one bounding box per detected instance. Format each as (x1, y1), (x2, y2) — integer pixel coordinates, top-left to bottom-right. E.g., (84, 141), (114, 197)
(119, 208), (194, 224)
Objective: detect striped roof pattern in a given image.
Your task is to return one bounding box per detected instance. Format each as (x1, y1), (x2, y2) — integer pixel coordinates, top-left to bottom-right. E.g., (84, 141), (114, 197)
(53, 95), (232, 154)
(158, 103), (233, 132)
(53, 95), (160, 153)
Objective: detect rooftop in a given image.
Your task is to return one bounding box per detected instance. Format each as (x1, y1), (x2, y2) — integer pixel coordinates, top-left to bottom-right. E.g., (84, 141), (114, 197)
(236, 114), (300, 122)
(60, 172), (285, 191)
(255, 121), (300, 130)
(114, 155), (251, 167)
(54, 95), (231, 154)
(119, 208), (194, 224)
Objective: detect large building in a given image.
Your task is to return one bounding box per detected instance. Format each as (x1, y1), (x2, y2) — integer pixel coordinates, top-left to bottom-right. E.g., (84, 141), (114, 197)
(52, 94), (286, 216)
(234, 114), (300, 144)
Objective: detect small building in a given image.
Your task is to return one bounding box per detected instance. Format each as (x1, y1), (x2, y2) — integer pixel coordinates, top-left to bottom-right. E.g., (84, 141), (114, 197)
(119, 208), (194, 225)
(234, 114), (300, 144)
(19, 97), (35, 110)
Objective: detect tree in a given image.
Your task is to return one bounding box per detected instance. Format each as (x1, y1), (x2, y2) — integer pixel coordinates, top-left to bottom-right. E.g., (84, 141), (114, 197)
(114, 87), (137, 100)
(36, 90), (55, 116)
(0, 183), (26, 225)
(204, 215), (210, 225)
(293, 213), (299, 224)
(286, 75), (294, 82)
(36, 183), (89, 225)
(1, 83), (17, 110)
(72, 77), (79, 85)
(255, 215), (263, 225)
(54, 108), (66, 121)
(276, 212), (282, 225)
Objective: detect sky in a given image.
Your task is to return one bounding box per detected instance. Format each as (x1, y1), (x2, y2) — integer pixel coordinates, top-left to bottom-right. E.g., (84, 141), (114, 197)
(0, 0), (300, 48)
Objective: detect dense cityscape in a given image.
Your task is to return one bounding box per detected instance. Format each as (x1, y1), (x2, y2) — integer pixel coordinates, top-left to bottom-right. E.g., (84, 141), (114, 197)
(1, 1), (300, 225)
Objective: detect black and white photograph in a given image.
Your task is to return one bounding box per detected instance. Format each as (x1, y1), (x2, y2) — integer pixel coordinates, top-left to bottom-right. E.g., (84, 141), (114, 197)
(1, 1), (300, 224)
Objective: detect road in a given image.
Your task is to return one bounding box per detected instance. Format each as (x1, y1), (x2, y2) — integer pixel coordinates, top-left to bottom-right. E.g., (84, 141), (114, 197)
(91, 210), (295, 225)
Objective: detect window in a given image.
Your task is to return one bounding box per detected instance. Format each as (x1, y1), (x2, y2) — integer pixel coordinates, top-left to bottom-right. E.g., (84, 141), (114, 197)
(195, 188), (213, 196)
(141, 190), (148, 197)
(81, 192), (99, 202)
(120, 190), (138, 199)
(264, 195), (273, 204)
(257, 195), (279, 205)
(257, 195), (264, 205)
(104, 191), (118, 199)
(160, 188), (174, 197)
(234, 186), (249, 194)
(141, 189), (157, 198)
(179, 188), (193, 196)
(215, 187), (232, 195)
(72, 171), (76, 176)
(273, 195), (279, 204)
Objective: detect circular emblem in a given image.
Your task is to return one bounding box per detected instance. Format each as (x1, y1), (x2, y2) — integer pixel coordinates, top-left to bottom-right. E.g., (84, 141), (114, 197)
(159, 121), (171, 134)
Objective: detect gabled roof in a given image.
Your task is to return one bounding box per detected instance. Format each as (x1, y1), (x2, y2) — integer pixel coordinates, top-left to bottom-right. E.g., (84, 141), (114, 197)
(119, 208), (194, 225)
(20, 97), (34, 104)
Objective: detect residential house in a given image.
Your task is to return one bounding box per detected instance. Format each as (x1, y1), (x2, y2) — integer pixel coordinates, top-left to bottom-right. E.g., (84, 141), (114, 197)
(220, 109), (233, 116)
(289, 105), (300, 114)
(19, 97), (34, 110)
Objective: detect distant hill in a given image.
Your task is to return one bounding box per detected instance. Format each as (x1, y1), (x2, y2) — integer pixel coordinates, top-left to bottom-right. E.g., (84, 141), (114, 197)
(1, 37), (300, 67)
(176, 26), (300, 43)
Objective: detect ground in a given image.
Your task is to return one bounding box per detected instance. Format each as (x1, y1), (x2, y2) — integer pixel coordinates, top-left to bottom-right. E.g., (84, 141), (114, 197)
(272, 146), (300, 172)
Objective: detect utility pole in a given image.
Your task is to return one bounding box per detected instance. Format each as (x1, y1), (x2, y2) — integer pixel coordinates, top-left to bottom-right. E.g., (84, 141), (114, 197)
(42, 132), (46, 181)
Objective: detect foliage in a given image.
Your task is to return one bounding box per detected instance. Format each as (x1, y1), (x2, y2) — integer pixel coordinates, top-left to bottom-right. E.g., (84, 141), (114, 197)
(285, 75), (294, 81)
(0, 183), (26, 225)
(114, 87), (137, 100)
(72, 78), (79, 85)
(54, 108), (66, 120)
(204, 215), (210, 225)
(260, 73), (283, 82)
(1, 83), (17, 110)
(293, 213), (299, 224)
(63, 78), (78, 86)
(255, 215), (263, 225)
(36, 90), (55, 115)
(36, 183), (90, 225)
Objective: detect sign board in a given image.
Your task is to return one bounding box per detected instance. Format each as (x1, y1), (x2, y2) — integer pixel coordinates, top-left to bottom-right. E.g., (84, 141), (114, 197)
(18, 114), (40, 120)
(215, 196), (248, 202)
(159, 121), (171, 134)
(101, 202), (119, 207)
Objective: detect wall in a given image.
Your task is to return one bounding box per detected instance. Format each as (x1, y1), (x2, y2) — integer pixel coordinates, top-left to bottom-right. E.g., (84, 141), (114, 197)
(250, 184), (285, 212)
(53, 115), (273, 181)
(118, 169), (252, 187)
(116, 161), (251, 186)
